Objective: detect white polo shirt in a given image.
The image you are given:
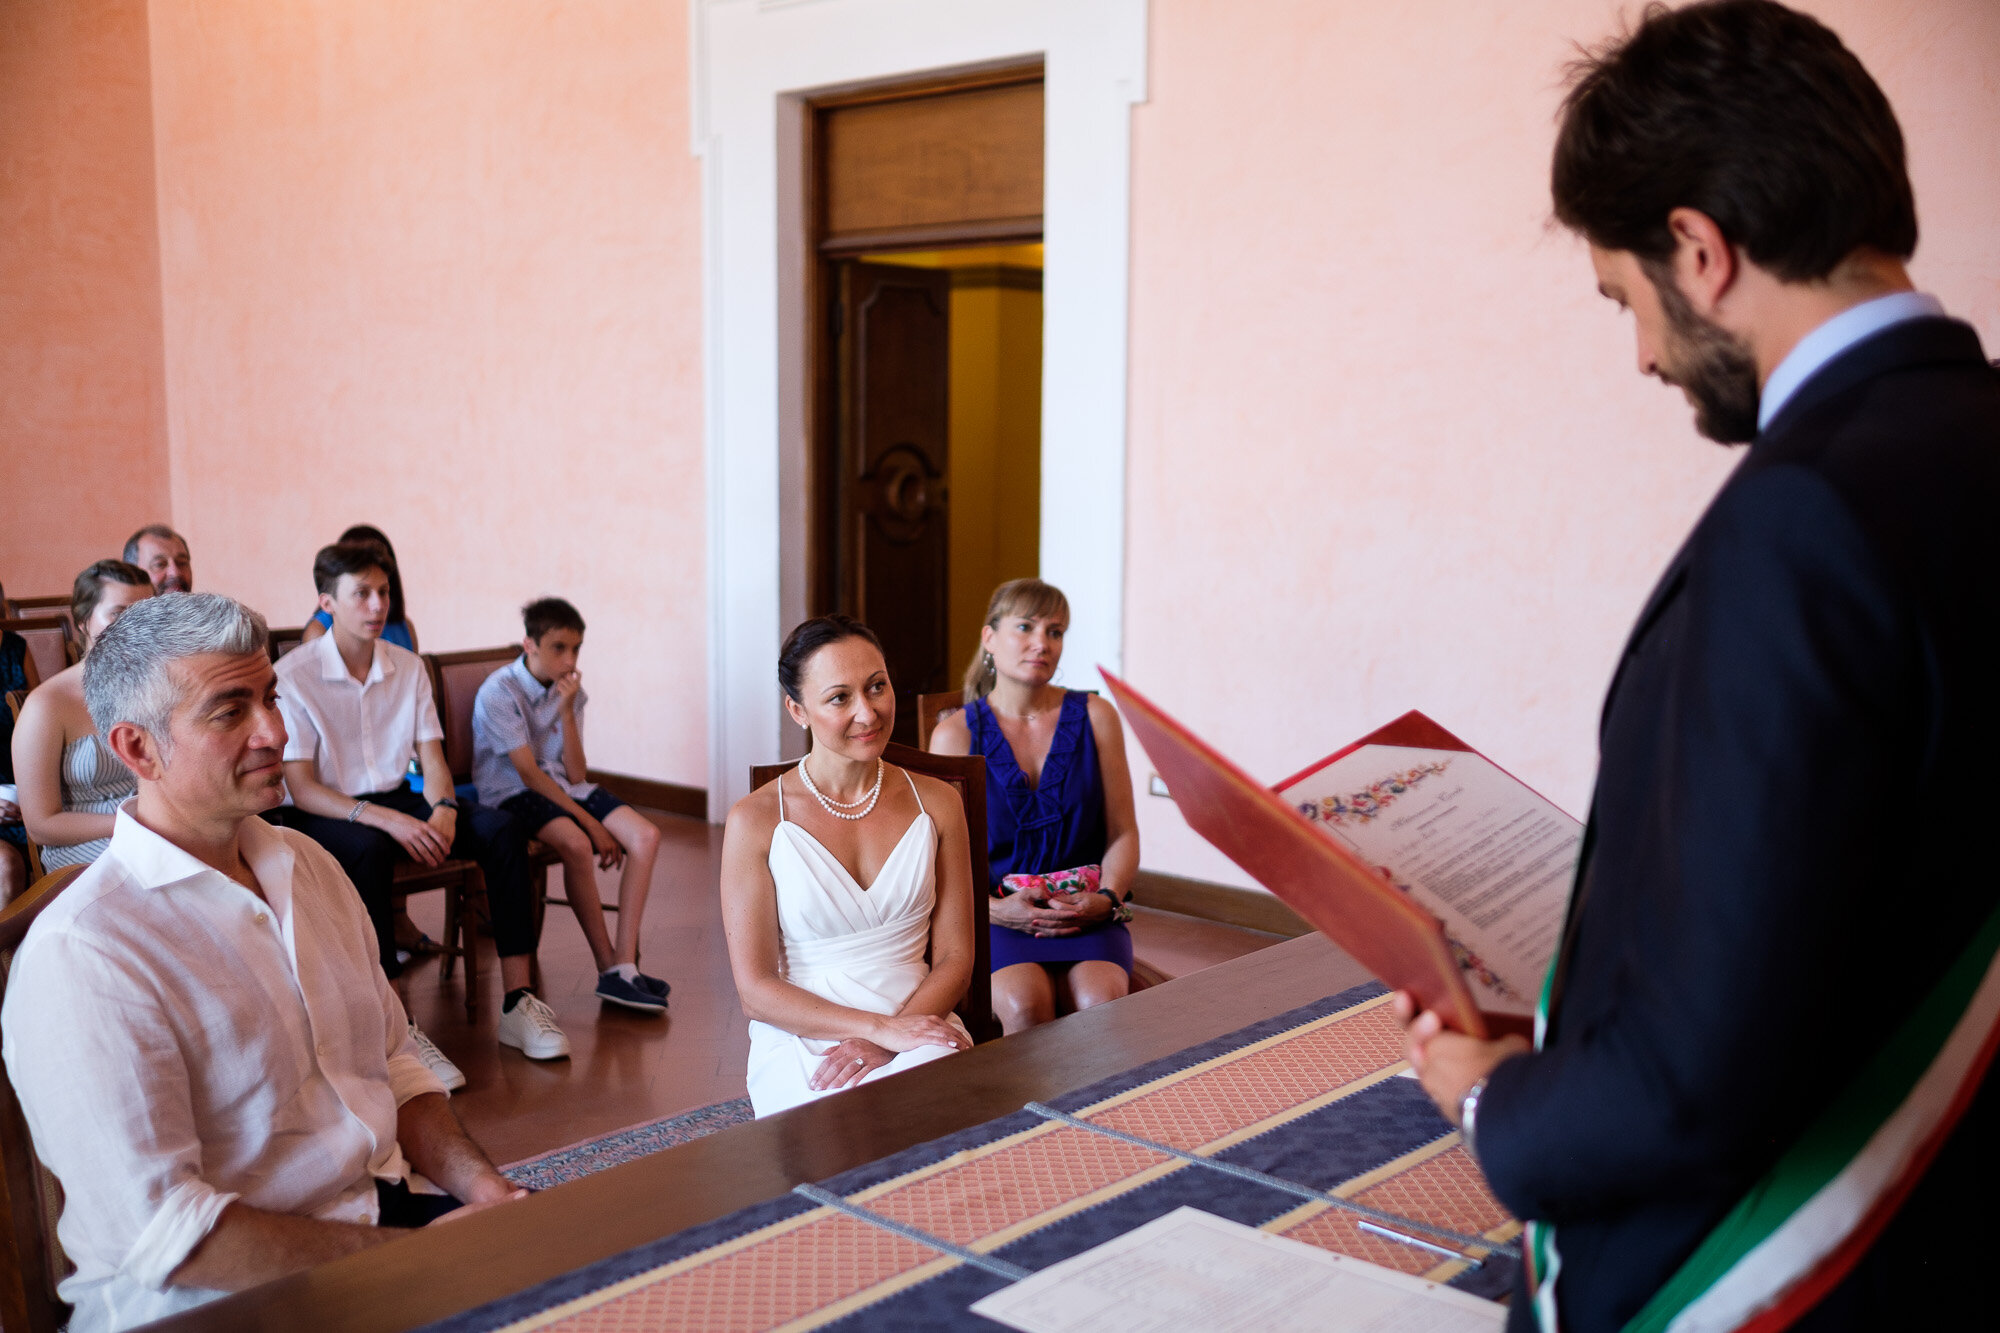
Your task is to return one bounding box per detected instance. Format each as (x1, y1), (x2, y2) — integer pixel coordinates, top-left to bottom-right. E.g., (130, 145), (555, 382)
(1, 808), (446, 1333)
(275, 633), (442, 798)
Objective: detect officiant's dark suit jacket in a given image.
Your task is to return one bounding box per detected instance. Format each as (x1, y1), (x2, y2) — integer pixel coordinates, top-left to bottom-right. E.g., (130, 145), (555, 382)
(1478, 317), (2000, 1332)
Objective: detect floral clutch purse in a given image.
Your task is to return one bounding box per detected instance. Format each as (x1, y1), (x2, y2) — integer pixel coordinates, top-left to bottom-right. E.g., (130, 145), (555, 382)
(997, 864), (1102, 899)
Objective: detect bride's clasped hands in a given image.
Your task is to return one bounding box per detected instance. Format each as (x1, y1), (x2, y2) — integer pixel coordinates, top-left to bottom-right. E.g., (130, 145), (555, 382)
(808, 1013), (970, 1092)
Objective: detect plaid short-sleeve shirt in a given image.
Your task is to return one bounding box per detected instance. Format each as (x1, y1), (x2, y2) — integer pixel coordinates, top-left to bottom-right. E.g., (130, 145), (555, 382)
(470, 656), (594, 805)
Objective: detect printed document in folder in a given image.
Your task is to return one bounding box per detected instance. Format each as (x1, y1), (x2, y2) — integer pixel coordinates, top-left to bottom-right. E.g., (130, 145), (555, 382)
(1277, 744), (1578, 1017)
(1101, 669), (1579, 1036)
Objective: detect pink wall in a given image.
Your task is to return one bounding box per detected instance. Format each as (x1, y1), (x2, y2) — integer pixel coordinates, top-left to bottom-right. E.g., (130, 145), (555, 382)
(0, 0), (170, 596)
(144, 1), (707, 785)
(8, 0), (1995, 826)
(1123, 0), (2000, 886)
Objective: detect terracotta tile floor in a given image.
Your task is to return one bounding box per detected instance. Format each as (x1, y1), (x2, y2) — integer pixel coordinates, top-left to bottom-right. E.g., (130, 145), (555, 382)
(396, 811), (1284, 1165)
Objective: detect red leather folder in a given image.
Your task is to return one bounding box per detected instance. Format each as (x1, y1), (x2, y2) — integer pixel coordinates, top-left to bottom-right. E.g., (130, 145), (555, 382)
(1101, 669), (1503, 1038)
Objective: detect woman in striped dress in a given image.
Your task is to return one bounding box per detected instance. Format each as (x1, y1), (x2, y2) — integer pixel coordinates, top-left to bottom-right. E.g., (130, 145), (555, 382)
(11, 562), (153, 869)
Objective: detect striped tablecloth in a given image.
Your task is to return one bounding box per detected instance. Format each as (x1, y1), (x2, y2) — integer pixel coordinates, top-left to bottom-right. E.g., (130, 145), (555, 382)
(427, 981), (1519, 1332)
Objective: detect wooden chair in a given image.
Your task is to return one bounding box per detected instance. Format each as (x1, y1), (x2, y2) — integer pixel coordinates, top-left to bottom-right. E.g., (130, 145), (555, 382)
(390, 853), (486, 1018)
(750, 742), (998, 1042)
(267, 625), (307, 661)
(0, 598), (71, 644)
(426, 648), (519, 803)
(2, 693), (45, 883)
(0, 622), (69, 687)
(425, 648), (566, 992)
(0, 865), (83, 1333)
(915, 691), (964, 750)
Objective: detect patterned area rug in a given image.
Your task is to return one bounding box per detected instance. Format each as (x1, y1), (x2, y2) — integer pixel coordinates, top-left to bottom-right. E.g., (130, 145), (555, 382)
(503, 1099), (755, 1192)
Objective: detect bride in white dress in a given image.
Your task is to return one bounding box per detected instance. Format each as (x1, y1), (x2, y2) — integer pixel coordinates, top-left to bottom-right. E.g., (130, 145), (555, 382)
(722, 617), (976, 1117)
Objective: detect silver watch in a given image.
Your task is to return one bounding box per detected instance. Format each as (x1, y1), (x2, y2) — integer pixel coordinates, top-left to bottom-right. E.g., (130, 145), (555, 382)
(1459, 1076), (1490, 1159)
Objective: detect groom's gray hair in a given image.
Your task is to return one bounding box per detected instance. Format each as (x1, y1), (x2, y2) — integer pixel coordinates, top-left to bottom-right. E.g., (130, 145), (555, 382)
(83, 593), (268, 757)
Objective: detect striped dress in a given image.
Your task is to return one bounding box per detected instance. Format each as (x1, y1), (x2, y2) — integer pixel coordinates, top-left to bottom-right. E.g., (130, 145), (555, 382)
(38, 733), (135, 869)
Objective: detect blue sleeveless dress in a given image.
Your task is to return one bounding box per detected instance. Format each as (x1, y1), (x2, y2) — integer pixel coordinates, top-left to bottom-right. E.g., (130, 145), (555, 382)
(966, 691), (1133, 973)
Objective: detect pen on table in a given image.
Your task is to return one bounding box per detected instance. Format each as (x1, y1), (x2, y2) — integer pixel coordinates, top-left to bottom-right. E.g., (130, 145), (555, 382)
(1356, 1220), (1484, 1268)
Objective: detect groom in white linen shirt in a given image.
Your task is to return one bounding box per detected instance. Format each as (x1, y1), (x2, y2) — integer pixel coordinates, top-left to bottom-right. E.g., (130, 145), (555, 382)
(0, 594), (526, 1333)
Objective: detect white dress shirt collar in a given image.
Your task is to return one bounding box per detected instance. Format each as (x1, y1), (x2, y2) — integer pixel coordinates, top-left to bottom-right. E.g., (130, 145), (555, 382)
(313, 629), (393, 686)
(102, 801), (296, 902)
(1758, 290), (1945, 431)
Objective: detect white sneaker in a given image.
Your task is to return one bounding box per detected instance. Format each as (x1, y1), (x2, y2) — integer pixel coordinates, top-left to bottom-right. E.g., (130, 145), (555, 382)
(408, 1023), (467, 1092)
(497, 993), (572, 1060)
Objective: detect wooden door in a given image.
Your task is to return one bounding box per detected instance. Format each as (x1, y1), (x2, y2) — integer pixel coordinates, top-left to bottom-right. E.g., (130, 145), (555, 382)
(833, 261), (951, 743)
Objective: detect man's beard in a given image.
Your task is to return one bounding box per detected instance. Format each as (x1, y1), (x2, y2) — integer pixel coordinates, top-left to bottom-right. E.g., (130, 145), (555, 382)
(1643, 259), (1761, 444)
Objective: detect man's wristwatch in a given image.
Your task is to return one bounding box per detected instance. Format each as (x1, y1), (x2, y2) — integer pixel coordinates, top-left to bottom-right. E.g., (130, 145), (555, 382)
(432, 798), (459, 811)
(1459, 1076), (1491, 1159)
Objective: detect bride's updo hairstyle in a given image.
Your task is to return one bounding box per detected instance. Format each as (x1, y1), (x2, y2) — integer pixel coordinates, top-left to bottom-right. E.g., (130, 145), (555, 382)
(961, 578), (1070, 702)
(779, 614), (887, 704)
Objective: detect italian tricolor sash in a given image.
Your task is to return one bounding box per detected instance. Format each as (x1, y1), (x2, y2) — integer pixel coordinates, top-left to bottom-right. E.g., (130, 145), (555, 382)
(1524, 898), (2000, 1333)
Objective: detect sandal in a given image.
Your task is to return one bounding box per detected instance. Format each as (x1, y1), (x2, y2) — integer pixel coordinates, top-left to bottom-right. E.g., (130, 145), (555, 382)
(398, 932), (446, 957)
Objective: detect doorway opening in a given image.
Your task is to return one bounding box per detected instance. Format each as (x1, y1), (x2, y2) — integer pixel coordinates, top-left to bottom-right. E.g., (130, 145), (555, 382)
(804, 65), (1044, 743)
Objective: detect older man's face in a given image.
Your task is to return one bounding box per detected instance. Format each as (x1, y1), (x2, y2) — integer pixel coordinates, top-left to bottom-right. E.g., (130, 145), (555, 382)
(135, 534), (194, 594)
(157, 652), (288, 819)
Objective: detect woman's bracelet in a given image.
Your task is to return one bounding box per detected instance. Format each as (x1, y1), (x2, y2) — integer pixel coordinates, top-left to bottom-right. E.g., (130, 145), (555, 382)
(346, 799), (371, 823)
(1095, 887), (1134, 923)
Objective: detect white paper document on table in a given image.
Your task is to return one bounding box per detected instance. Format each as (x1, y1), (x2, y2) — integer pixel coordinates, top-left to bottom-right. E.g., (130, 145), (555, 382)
(969, 1207), (1505, 1332)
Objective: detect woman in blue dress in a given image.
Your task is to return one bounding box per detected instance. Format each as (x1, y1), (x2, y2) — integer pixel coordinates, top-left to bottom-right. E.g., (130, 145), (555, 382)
(299, 524), (418, 651)
(930, 579), (1140, 1033)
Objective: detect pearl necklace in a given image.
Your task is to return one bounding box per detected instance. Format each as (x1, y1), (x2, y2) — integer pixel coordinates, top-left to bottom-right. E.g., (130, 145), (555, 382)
(798, 757), (884, 821)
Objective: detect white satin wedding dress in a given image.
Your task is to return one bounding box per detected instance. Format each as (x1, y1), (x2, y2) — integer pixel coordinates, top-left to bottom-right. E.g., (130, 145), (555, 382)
(745, 769), (971, 1117)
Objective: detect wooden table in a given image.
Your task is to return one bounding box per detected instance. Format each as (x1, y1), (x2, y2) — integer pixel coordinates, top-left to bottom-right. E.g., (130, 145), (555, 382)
(156, 934), (1371, 1333)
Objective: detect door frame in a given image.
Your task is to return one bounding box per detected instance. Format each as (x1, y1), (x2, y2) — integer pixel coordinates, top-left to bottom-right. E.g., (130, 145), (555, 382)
(692, 0), (1148, 817)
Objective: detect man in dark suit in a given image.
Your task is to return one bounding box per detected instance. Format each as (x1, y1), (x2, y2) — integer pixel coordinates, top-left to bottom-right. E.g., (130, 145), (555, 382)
(1393, 3), (2000, 1329)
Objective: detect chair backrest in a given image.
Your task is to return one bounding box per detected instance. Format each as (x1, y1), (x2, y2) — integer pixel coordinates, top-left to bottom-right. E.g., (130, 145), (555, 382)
(2, 694), (45, 883)
(0, 622), (68, 686)
(0, 865), (83, 1333)
(427, 648), (520, 785)
(915, 691), (964, 751)
(267, 626), (307, 662)
(0, 599), (71, 643)
(749, 742), (996, 1041)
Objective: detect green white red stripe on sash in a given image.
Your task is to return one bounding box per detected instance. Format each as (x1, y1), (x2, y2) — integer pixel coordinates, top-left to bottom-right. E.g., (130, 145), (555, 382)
(1528, 903), (2000, 1333)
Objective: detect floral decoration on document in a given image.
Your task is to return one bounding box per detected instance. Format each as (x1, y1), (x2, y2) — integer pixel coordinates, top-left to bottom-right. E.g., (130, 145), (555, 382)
(1374, 867), (1524, 1004)
(1295, 760), (1452, 828)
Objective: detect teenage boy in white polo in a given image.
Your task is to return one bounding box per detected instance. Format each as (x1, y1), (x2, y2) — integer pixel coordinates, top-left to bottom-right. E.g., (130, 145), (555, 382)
(275, 542), (570, 1067)
(473, 597), (668, 1012)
